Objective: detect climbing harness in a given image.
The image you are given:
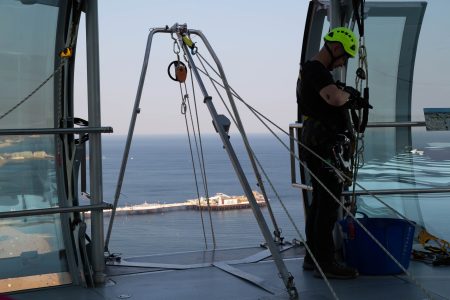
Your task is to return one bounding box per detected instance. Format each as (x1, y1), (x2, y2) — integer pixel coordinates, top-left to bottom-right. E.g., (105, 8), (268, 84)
(331, 134), (353, 186)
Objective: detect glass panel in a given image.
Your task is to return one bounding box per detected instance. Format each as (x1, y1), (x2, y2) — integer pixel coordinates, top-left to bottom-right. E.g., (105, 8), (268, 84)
(344, 4), (450, 241)
(0, 0), (69, 289)
(348, 17), (406, 123)
(299, 2), (450, 241)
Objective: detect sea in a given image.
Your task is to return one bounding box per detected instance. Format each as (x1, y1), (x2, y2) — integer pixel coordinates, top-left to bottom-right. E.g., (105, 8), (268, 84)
(99, 133), (304, 257)
(95, 130), (450, 258)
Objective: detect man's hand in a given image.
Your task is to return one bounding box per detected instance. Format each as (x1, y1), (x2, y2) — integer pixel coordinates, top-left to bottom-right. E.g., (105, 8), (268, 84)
(342, 86), (373, 110)
(343, 86), (361, 100)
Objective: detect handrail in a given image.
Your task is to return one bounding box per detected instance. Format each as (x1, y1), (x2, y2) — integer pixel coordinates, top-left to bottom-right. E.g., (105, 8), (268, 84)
(341, 187), (450, 196)
(0, 127), (113, 136)
(289, 120), (446, 197)
(366, 121), (426, 128)
(292, 183), (313, 191)
(289, 121), (426, 129)
(292, 183), (450, 196)
(0, 203), (112, 219)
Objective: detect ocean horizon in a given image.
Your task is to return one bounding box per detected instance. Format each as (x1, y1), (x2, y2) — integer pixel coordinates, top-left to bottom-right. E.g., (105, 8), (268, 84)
(96, 131), (450, 257)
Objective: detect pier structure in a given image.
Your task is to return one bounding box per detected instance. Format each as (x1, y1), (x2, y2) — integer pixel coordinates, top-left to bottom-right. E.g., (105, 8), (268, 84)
(86, 191), (266, 217)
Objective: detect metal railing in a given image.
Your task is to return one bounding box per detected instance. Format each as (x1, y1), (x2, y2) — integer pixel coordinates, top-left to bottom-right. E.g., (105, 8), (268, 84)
(289, 121), (449, 196)
(0, 127), (113, 136)
(0, 203), (112, 219)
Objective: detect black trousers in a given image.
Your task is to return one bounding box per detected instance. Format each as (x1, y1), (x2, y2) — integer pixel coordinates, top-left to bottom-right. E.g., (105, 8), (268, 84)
(302, 137), (342, 265)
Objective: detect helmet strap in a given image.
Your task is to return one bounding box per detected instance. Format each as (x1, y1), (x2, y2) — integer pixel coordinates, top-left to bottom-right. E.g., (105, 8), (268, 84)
(325, 43), (347, 69)
(325, 43), (337, 68)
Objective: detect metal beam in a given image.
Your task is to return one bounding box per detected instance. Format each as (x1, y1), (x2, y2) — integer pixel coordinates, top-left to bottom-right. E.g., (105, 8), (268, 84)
(0, 203), (112, 219)
(182, 28), (297, 299)
(85, 0), (104, 284)
(289, 121), (426, 129)
(104, 26), (170, 252)
(0, 127), (112, 136)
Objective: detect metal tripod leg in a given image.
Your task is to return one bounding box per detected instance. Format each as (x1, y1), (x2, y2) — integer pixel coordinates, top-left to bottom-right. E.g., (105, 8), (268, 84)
(105, 26), (171, 251)
(189, 30), (284, 244)
(178, 30), (298, 299)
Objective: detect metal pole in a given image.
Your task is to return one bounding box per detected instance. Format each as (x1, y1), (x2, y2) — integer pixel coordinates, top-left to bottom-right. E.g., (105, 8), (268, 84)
(190, 29), (283, 242)
(0, 127), (112, 136)
(290, 121), (427, 129)
(105, 27), (170, 251)
(85, 0), (105, 284)
(0, 203), (112, 219)
(179, 33), (297, 299)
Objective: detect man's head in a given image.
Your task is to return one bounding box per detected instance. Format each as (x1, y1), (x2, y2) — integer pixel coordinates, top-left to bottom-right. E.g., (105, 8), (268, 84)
(323, 27), (358, 70)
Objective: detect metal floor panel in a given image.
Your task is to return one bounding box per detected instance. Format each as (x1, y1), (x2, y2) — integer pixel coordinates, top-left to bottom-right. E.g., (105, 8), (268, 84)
(122, 246), (270, 264)
(9, 247), (450, 300)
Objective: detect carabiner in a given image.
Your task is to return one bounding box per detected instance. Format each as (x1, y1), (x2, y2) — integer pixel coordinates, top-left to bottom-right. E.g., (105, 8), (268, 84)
(181, 94), (188, 115)
(171, 33), (181, 55)
(173, 40), (181, 55)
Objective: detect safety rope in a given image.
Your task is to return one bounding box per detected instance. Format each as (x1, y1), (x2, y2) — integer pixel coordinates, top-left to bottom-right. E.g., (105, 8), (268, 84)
(0, 60), (67, 121)
(349, 0), (370, 213)
(186, 60), (217, 250)
(193, 61), (417, 227)
(0, 1), (80, 122)
(243, 100), (433, 299)
(195, 52), (285, 243)
(187, 62), (217, 249)
(192, 56), (434, 299)
(193, 52), (339, 299)
(173, 37), (217, 248)
(179, 82), (208, 249)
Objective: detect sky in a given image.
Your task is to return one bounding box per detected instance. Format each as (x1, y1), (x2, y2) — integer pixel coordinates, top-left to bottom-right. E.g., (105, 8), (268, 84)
(74, 1), (307, 135)
(73, 0), (450, 136)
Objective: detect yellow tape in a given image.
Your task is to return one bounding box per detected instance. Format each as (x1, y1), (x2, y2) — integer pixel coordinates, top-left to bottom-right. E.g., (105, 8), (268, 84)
(182, 35), (194, 48)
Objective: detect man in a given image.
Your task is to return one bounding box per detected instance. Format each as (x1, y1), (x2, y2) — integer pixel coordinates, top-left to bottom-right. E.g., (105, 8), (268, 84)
(297, 27), (370, 279)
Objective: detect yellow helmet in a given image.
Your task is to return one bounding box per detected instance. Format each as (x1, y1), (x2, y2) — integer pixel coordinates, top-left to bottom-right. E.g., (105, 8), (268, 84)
(324, 27), (358, 57)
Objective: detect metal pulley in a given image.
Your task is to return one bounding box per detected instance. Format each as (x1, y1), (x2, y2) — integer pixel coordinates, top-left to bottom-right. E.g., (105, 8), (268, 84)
(167, 60), (187, 83)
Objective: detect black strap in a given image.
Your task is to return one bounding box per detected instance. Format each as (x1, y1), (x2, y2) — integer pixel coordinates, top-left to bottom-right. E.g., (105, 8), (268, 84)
(350, 109), (360, 133)
(352, 0), (365, 37)
(359, 87), (369, 133)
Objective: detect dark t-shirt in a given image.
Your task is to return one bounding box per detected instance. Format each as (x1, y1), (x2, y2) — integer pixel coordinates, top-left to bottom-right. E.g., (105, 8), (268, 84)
(296, 60), (349, 150)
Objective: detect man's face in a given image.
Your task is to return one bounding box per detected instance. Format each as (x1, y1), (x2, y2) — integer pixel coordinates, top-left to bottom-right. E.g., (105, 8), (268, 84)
(330, 44), (350, 70)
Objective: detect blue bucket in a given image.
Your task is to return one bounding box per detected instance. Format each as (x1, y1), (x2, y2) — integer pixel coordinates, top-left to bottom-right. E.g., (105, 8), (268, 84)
(339, 215), (415, 275)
